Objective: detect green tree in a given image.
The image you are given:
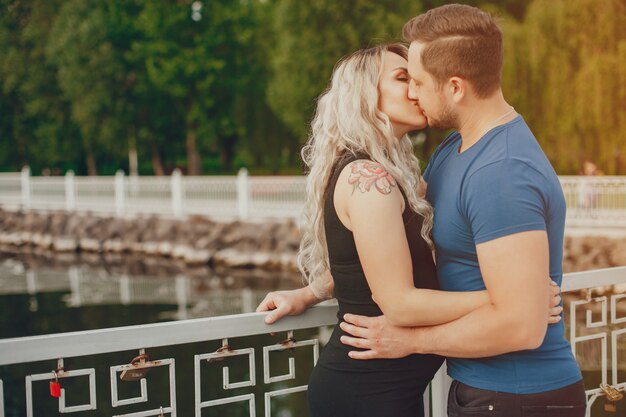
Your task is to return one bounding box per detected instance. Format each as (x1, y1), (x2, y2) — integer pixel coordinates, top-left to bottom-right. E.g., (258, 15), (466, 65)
(0, 0), (83, 174)
(502, 0), (626, 174)
(47, 0), (132, 175)
(0, 0), (29, 171)
(131, 0), (261, 174)
(266, 0), (423, 142)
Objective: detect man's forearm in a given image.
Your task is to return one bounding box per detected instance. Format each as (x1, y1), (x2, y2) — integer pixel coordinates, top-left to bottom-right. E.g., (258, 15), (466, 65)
(412, 302), (546, 358)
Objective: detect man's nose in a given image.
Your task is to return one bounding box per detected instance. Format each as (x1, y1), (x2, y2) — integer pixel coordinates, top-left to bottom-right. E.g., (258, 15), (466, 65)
(408, 80), (418, 100)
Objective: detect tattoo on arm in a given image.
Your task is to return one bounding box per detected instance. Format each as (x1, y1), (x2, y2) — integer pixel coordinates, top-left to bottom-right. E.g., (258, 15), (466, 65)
(348, 161), (397, 195)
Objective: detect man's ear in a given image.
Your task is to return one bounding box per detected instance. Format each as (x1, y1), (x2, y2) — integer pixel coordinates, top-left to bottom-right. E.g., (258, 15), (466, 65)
(449, 76), (466, 104)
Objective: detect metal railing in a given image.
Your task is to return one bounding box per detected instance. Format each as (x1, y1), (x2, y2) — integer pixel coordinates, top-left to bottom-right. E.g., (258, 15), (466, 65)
(0, 266), (625, 416)
(2, 168), (625, 226)
(560, 176), (626, 227)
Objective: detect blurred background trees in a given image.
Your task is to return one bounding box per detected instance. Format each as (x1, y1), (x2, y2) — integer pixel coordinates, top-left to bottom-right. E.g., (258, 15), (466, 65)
(1, 0), (624, 175)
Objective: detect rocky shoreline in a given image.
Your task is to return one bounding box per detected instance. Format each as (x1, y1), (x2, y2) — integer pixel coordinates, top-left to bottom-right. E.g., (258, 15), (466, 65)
(1, 209), (625, 275)
(0, 209), (301, 272)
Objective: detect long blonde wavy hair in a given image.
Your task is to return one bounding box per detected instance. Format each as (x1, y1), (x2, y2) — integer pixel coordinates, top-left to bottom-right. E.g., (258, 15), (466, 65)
(298, 43), (434, 298)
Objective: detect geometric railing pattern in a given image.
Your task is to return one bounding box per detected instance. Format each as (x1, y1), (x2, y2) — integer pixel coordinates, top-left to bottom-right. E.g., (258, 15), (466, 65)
(563, 267), (626, 416)
(569, 290), (626, 413)
(0, 307), (334, 417)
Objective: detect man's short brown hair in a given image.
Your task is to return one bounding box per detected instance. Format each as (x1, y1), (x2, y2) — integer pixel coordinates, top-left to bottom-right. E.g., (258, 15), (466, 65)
(402, 4), (503, 98)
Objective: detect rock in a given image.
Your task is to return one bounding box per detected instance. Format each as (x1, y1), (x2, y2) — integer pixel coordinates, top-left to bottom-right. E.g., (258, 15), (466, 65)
(102, 239), (127, 253)
(38, 234), (53, 249)
(79, 238), (102, 252)
(129, 241), (145, 253)
(141, 242), (160, 256)
(212, 249), (252, 268)
(171, 244), (192, 259)
(64, 214), (83, 235)
(53, 237), (78, 252)
(183, 249), (212, 266)
(157, 242), (173, 256)
(609, 241), (626, 266)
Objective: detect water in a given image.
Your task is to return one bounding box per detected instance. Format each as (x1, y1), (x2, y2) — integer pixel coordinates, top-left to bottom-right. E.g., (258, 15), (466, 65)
(0, 251), (317, 417)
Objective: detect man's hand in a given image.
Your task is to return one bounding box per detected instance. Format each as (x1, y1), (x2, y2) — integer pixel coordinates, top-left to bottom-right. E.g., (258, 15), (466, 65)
(339, 314), (418, 359)
(256, 286), (319, 324)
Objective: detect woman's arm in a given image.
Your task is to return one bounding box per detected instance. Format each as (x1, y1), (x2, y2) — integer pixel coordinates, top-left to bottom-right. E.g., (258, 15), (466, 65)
(335, 161), (489, 327)
(256, 271), (334, 324)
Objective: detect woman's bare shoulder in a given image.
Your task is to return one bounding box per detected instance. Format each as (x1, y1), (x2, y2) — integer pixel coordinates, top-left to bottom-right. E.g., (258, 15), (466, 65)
(338, 159), (398, 196)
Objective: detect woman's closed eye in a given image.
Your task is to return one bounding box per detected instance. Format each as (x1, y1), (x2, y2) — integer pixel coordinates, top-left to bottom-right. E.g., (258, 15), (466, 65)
(391, 68), (410, 83)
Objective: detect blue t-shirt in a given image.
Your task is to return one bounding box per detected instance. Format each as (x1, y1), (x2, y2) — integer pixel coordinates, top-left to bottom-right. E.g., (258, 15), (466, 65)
(423, 115), (581, 394)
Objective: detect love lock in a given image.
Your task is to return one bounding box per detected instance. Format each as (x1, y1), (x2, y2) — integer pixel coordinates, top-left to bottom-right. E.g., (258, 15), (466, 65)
(600, 383), (624, 413)
(49, 370), (61, 398)
(280, 336), (297, 354)
(120, 353), (153, 382)
(207, 342), (233, 363)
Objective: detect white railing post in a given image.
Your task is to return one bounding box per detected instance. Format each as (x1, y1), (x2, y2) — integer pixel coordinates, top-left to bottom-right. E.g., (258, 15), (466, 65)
(114, 170), (126, 217)
(241, 288), (255, 313)
(20, 166), (31, 209)
(237, 167), (250, 220)
(120, 275), (131, 305)
(65, 170), (76, 210)
(175, 275), (189, 320)
(68, 266), (82, 307)
(171, 168), (183, 218)
(430, 363), (452, 417)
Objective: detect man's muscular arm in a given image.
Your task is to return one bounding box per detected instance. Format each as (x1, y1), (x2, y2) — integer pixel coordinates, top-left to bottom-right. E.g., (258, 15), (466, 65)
(341, 230), (557, 358)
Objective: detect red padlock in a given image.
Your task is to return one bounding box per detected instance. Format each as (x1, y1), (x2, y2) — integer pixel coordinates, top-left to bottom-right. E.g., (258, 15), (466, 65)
(50, 371), (61, 398)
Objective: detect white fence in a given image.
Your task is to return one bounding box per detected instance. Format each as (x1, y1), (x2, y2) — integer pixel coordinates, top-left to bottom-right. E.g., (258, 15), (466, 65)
(0, 266), (625, 416)
(1, 168), (626, 226)
(0, 168), (307, 221)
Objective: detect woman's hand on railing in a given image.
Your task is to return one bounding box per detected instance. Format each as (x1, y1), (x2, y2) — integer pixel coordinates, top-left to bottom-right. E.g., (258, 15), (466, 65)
(256, 286), (321, 324)
(548, 280), (563, 325)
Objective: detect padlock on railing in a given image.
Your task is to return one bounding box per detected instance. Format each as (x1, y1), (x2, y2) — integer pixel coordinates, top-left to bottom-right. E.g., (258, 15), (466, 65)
(279, 333), (297, 355)
(49, 370), (61, 398)
(120, 353), (152, 382)
(600, 383), (624, 413)
(270, 330), (297, 355)
(207, 339), (234, 363)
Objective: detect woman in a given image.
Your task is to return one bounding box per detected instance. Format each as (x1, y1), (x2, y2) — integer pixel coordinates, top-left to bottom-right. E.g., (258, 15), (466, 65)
(256, 44), (560, 417)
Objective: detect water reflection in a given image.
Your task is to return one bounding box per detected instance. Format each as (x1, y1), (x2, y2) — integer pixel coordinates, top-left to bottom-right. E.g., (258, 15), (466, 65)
(0, 249), (301, 337)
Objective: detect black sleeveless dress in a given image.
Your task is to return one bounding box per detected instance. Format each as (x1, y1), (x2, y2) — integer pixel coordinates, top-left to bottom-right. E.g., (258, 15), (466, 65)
(307, 154), (444, 417)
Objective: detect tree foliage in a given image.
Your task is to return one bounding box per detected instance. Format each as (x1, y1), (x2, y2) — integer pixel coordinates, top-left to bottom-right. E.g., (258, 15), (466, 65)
(0, 0), (624, 175)
(501, 0), (626, 173)
(267, 0), (422, 140)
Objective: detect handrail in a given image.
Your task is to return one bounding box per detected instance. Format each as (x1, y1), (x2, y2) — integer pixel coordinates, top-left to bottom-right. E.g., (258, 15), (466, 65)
(561, 266), (626, 291)
(0, 303), (339, 366)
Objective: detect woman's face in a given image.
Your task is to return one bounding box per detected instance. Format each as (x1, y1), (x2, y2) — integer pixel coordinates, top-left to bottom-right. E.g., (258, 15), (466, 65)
(378, 51), (428, 137)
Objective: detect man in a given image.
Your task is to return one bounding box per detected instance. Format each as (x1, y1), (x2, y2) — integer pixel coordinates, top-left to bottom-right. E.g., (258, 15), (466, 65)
(337, 4), (585, 416)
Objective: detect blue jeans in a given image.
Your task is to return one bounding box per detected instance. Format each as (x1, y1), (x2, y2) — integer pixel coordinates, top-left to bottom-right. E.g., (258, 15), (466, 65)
(447, 380), (586, 417)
